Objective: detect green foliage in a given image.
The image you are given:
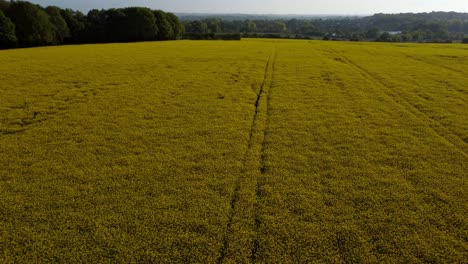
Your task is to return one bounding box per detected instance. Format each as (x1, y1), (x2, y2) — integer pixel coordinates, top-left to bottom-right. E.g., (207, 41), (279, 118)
(204, 18), (222, 34)
(0, 9), (16, 48)
(270, 21), (287, 32)
(59, 8), (86, 43)
(166, 12), (184, 39)
(46, 6), (70, 44)
(86, 9), (107, 43)
(153, 10), (174, 40)
(185, 20), (208, 34)
(81, 7), (178, 43)
(0, 0), (9, 12)
(299, 22), (321, 36)
(120, 7), (158, 41)
(6, 1), (54, 46)
(104, 8), (127, 42)
(0, 0), (183, 47)
(366, 27), (380, 38)
(183, 11), (468, 41)
(377, 32), (391, 42)
(376, 32), (404, 42)
(244, 21), (257, 33)
(462, 38), (468, 44)
(184, 33), (241, 40)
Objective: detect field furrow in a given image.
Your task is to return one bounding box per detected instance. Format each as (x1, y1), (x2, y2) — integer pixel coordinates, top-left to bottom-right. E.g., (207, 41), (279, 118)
(218, 51), (275, 263)
(328, 48), (467, 155)
(322, 42), (467, 152)
(403, 53), (467, 75)
(252, 50), (277, 262)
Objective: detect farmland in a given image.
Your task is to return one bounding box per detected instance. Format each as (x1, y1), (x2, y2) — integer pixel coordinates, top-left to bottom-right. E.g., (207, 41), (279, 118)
(0, 39), (467, 262)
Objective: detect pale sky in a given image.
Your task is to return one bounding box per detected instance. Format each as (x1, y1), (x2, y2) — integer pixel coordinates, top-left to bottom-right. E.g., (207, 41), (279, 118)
(27, 0), (468, 14)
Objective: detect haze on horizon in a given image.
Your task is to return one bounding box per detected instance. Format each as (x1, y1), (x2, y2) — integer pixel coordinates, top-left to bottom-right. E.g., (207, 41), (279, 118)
(25, 0), (468, 14)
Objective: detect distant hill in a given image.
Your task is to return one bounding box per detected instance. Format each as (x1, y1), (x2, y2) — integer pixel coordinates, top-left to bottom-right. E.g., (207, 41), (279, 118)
(177, 13), (365, 21)
(364, 12), (468, 31)
(179, 11), (468, 42)
(177, 11), (468, 23)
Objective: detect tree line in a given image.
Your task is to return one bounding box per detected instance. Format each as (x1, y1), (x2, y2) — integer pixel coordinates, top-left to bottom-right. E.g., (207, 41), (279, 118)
(0, 0), (184, 49)
(180, 12), (468, 43)
(1, 1), (467, 48)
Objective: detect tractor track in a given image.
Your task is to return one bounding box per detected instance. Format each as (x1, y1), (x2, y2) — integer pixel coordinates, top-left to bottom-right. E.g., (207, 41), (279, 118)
(403, 53), (466, 75)
(328, 48), (467, 156)
(251, 49), (277, 263)
(218, 50), (276, 264)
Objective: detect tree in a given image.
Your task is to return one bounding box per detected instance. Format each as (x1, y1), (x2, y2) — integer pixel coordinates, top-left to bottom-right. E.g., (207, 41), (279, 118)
(0, 0), (9, 12)
(411, 31), (423, 42)
(205, 18), (221, 34)
(430, 24), (449, 40)
(46, 6), (70, 44)
(366, 27), (380, 39)
(268, 21), (287, 33)
(1, 1), (188, 47)
(153, 10), (173, 40)
(448, 19), (464, 33)
(243, 21), (257, 33)
(86, 9), (107, 43)
(300, 22), (321, 36)
(166, 12), (184, 39)
(286, 19), (298, 34)
(462, 38), (468, 44)
(220, 20), (242, 33)
(184, 20), (208, 34)
(0, 9), (17, 48)
(376, 32), (390, 42)
(104, 8), (127, 42)
(6, 1), (55, 46)
(87, 7), (164, 43)
(121, 7), (158, 41)
(60, 9), (86, 43)
(400, 31), (413, 42)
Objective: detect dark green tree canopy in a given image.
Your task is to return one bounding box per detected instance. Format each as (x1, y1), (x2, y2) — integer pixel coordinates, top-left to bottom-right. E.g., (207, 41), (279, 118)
(181, 11), (468, 41)
(84, 7), (180, 43)
(0, 9), (17, 48)
(6, 1), (55, 47)
(103, 8), (127, 42)
(153, 10), (174, 40)
(59, 8), (86, 43)
(0, 1), (184, 48)
(86, 9), (107, 43)
(0, 0), (9, 12)
(185, 20), (208, 34)
(46, 6), (70, 44)
(120, 7), (159, 42)
(166, 12), (184, 39)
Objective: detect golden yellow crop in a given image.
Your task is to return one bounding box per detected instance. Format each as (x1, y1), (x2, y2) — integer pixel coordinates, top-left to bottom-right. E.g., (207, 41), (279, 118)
(0, 39), (466, 262)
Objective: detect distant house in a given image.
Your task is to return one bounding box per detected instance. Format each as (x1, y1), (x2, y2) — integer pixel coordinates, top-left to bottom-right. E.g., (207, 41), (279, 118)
(388, 31), (403, 35)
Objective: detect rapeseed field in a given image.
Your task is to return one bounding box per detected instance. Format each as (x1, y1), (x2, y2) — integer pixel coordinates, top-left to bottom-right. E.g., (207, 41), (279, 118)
(0, 39), (466, 262)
